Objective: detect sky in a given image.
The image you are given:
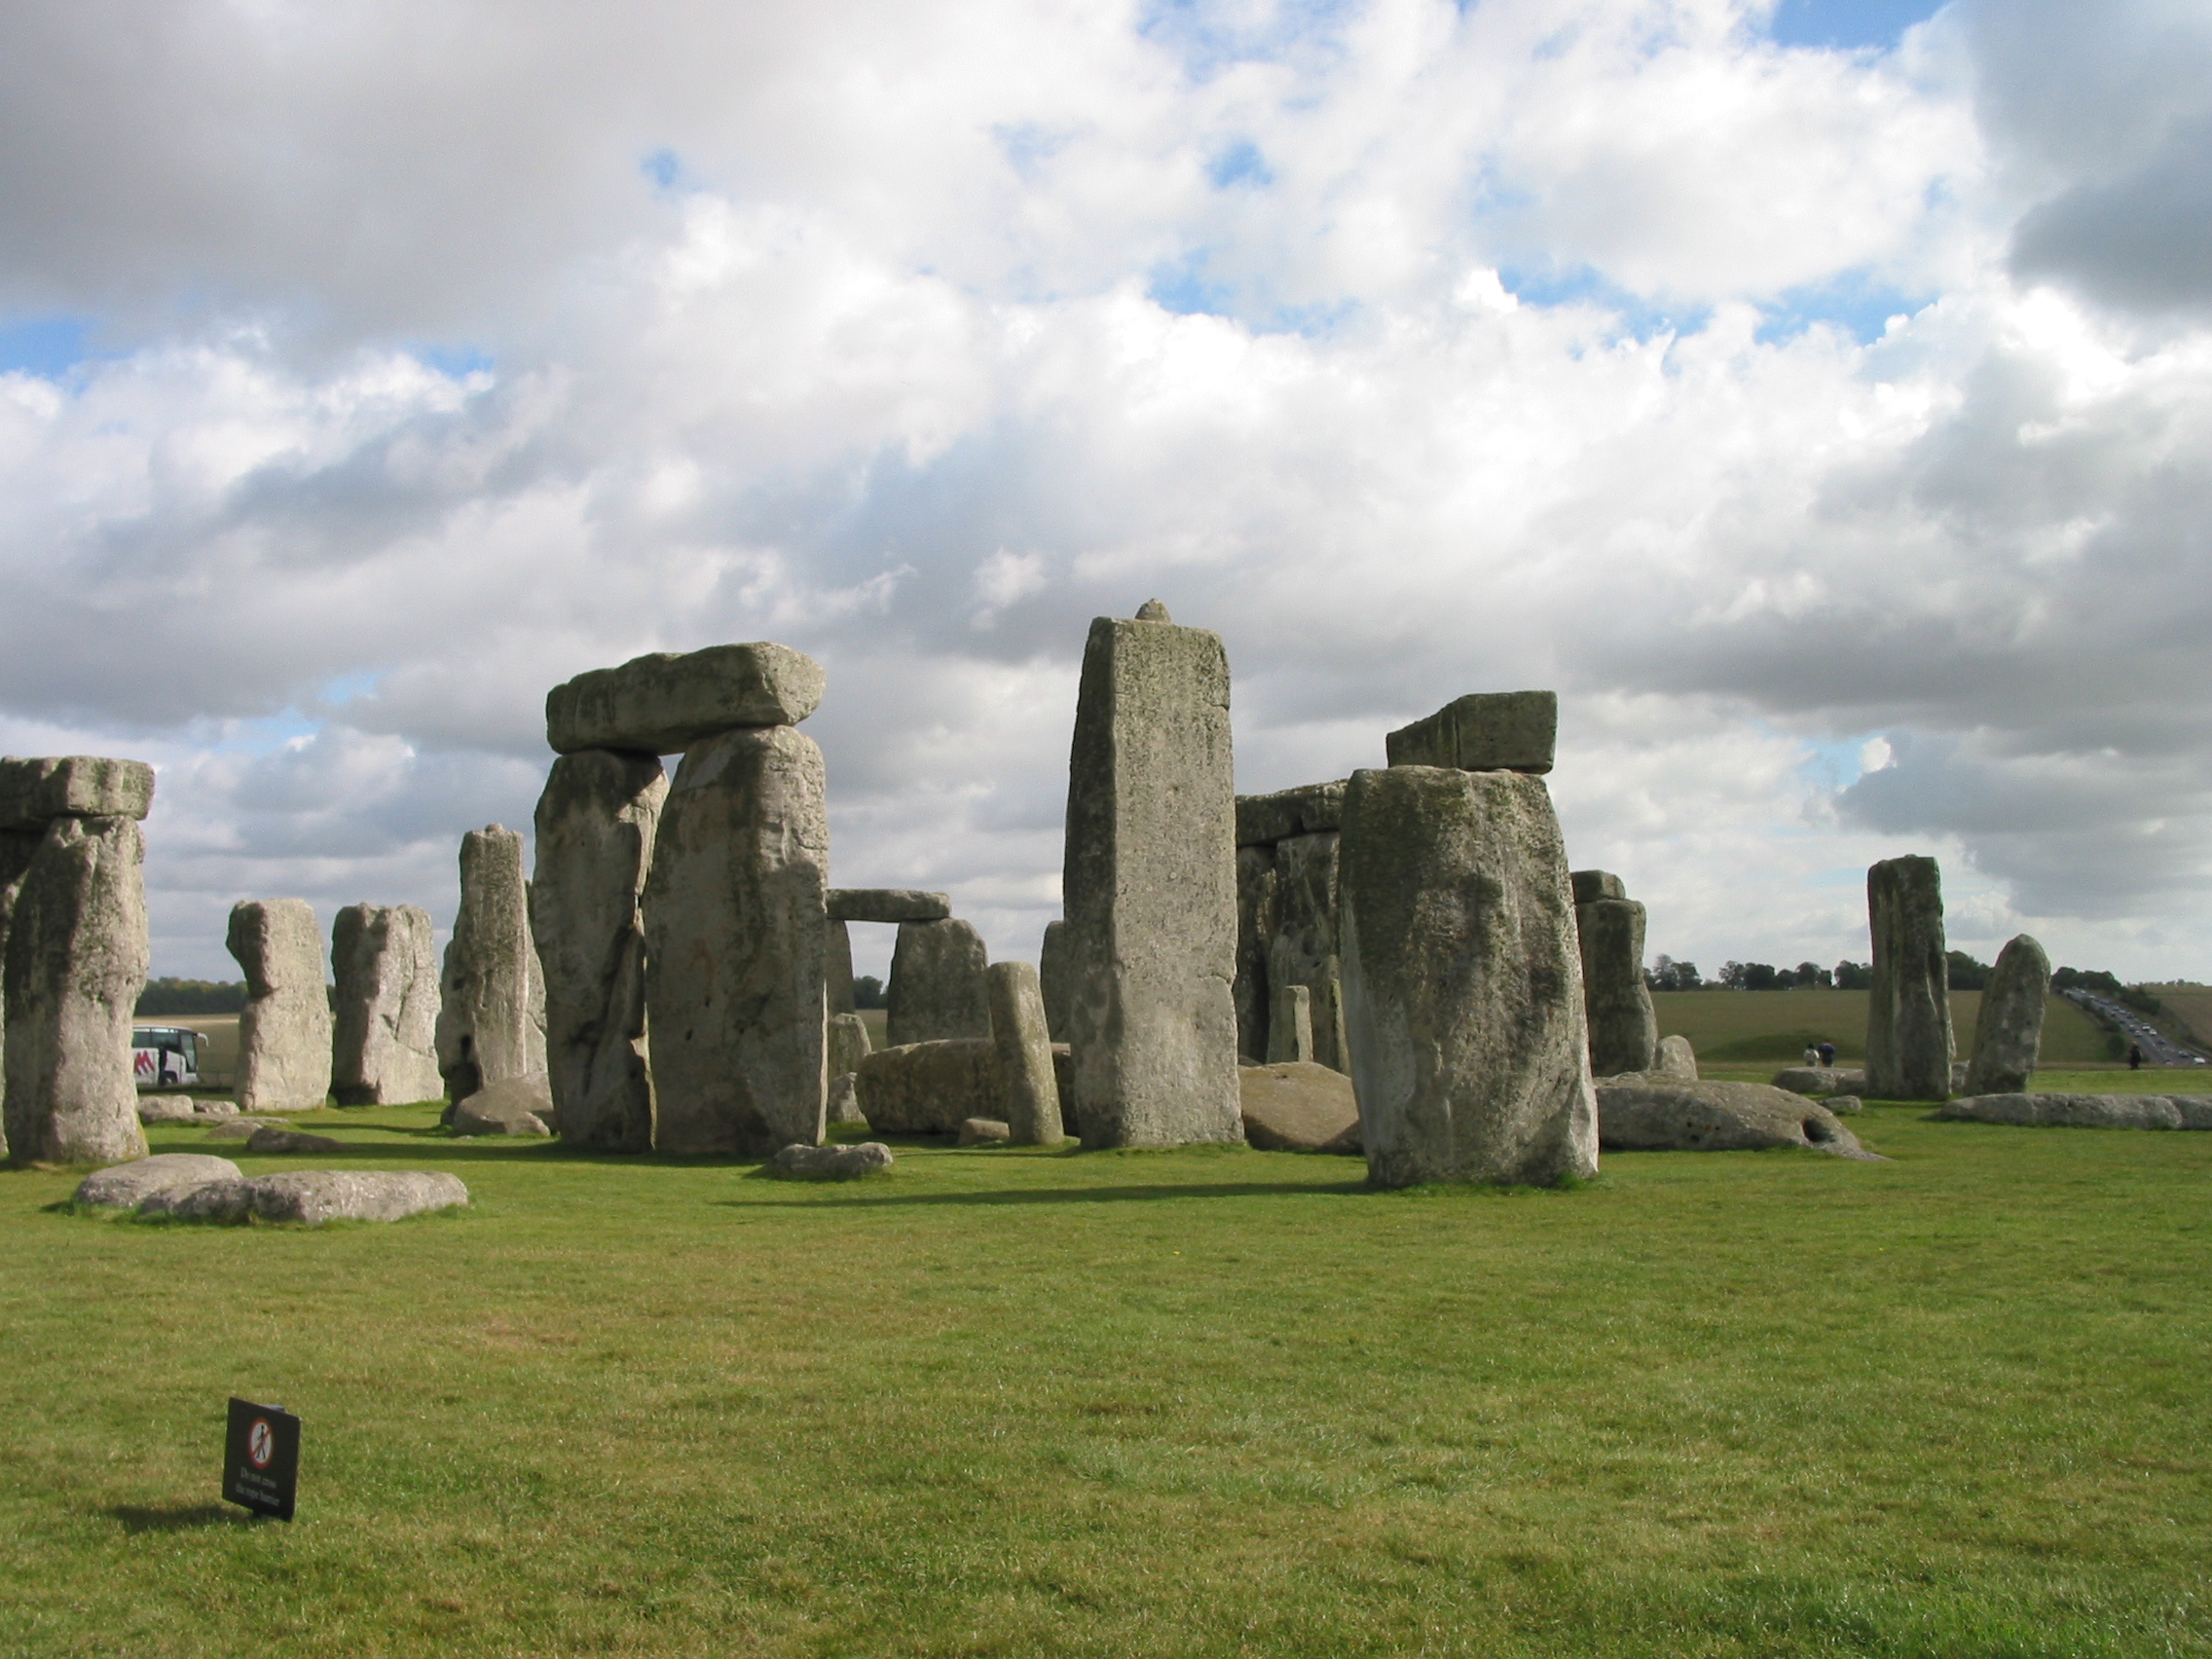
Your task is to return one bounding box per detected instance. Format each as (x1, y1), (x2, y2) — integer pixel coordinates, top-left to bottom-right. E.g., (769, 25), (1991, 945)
(3, 0), (2210, 985)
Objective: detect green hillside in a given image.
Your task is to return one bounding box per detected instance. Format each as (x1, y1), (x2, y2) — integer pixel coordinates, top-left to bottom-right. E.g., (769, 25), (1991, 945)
(1650, 989), (2111, 1066)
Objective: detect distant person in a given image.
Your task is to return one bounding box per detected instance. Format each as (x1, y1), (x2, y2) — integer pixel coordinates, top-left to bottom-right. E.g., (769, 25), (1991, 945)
(2129, 1043), (2144, 1071)
(1803, 1044), (1820, 1067)
(1817, 1042), (1837, 1068)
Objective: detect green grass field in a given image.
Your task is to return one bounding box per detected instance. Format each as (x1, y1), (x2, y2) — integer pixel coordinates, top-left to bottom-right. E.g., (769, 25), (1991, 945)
(1651, 990), (2114, 1067)
(6, 1098), (2211, 1658)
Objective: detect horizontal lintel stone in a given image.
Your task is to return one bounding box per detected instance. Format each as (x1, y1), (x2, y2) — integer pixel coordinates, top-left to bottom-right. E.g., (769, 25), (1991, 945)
(1383, 691), (1557, 775)
(1235, 779), (1347, 848)
(827, 888), (951, 924)
(0, 756), (156, 831)
(545, 642), (825, 756)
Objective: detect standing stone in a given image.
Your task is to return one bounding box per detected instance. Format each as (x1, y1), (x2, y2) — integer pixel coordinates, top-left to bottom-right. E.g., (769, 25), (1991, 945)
(1964, 933), (2051, 1095)
(1235, 845), (1277, 1062)
(987, 960), (1063, 1145)
(828, 1011), (872, 1079)
(1384, 692), (1557, 774)
(825, 919), (857, 1016)
(1865, 855), (1953, 1099)
(0, 830), (42, 1155)
(1039, 919), (1074, 1043)
(330, 903), (442, 1105)
(1062, 607), (1241, 1148)
(1654, 1034), (1699, 1080)
(643, 724), (829, 1156)
(885, 918), (990, 1047)
(1268, 982), (1313, 1063)
(1339, 765), (1598, 1189)
(1575, 889), (1658, 1077)
(227, 900), (333, 1114)
(3, 816), (149, 1163)
(534, 752), (666, 1152)
(434, 825), (547, 1105)
(1269, 831), (1349, 1073)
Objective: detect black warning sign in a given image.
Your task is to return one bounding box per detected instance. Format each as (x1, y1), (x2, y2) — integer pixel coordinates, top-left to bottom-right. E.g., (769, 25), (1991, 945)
(222, 1398), (299, 1521)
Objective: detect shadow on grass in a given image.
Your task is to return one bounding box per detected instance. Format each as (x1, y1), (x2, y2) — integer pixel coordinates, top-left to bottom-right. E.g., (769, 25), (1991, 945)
(108, 1502), (257, 1533)
(723, 1178), (1370, 1209)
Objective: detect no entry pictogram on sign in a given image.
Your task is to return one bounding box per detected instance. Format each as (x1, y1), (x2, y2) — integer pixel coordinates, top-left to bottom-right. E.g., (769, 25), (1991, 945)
(223, 1399), (300, 1521)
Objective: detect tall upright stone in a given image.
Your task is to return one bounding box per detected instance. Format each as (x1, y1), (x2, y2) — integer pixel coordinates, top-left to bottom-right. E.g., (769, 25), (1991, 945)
(434, 825), (546, 1104)
(1964, 933), (2051, 1095)
(1339, 765), (1598, 1188)
(1234, 845), (1277, 1062)
(825, 919), (858, 1016)
(827, 1011), (872, 1079)
(1039, 918), (1074, 1043)
(534, 752), (666, 1151)
(1573, 876), (1657, 1078)
(228, 900), (333, 1114)
(642, 724), (829, 1156)
(0, 830), (41, 1154)
(1865, 854), (1953, 1099)
(885, 918), (990, 1047)
(1269, 831), (1349, 1073)
(1268, 981), (1313, 1064)
(987, 960), (1063, 1145)
(2, 816), (149, 1163)
(330, 903), (442, 1105)
(1061, 604), (1241, 1148)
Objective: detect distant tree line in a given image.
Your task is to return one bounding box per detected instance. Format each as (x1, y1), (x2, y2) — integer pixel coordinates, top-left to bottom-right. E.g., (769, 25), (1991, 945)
(852, 975), (886, 1010)
(1645, 952), (2164, 1013)
(135, 977), (247, 1015)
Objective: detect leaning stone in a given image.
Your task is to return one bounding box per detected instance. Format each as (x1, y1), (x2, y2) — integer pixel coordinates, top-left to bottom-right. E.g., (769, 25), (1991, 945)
(1062, 611), (1241, 1149)
(1235, 781), (1347, 848)
(434, 825), (547, 1107)
(74, 1153), (242, 1209)
(1936, 1092), (2209, 1130)
(1597, 1079), (1876, 1157)
(533, 751), (664, 1151)
(138, 1095), (199, 1124)
(0, 756), (156, 831)
(1865, 855), (1953, 1099)
(1234, 846), (1277, 1062)
(827, 1012), (872, 1080)
(1964, 934), (2051, 1095)
(451, 1072), (556, 1137)
(228, 899), (334, 1114)
(827, 1072), (866, 1125)
(885, 918), (990, 1047)
(4, 815), (149, 1164)
(1051, 1044), (1078, 1140)
(958, 1118), (1013, 1145)
(853, 1039), (998, 1134)
(1238, 1060), (1359, 1152)
(1653, 1035), (1698, 1080)
(1039, 919), (1075, 1044)
(1267, 982), (1313, 1064)
(1269, 831), (1349, 1072)
(1569, 869), (1626, 904)
(242, 1169), (469, 1224)
(1578, 897), (1657, 1077)
(987, 960), (1063, 1145)
(826, 889), (951, 924)
(1383, 692), (1557, 774)
(330, 903), (443, 1106)
(245, 1125), (349, 1154)
(825, 919), (857, 1016)
(771, 1141), (894, 1179)
(546, 642), (826, 755)
(643, 725), (829, 1156)
(1340, 766), (1597, 1188)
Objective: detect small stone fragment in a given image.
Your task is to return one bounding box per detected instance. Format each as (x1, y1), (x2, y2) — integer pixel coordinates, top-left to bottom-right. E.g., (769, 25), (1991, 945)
(1134, 599), (1172, 621)
(827, 1072), (866, 1125)
(826, 889), (951, 924)
(771, 1141), (894, 1179)
(1383, 692), (1557, 775)
(451, 1072), (556, 1137)
(228, 899), (334, 1114)
(205, 1118), (282, 1140)
(137, 1096), (199, 1124)
(1238, 1060), (1359, 1152)
(74, 1153), (242, 1209)
(1267, 982), (1313, 1064)
(1653, 1035), (1698, 1080)
(1825, 1095), (1863, 1115)
(546, 642), (826, 755)
(958, 1118), (1013, 1144)
(245, 1125), (349, 1154)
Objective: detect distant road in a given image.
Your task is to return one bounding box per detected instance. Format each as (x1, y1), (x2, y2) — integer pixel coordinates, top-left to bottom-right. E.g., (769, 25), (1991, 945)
(2062, 989), (2209, 1068)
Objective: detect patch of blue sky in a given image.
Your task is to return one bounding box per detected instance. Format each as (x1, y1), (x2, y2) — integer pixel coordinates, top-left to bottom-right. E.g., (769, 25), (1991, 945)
(316, 671), (385, 707)
(1798, 734), (1876, 793)
(1146, 252), (1357, 338)
(1498, 265), (1712, 344)
(192, 710), (323, 757)
(1148, 254), (1238, 318)
(994, 123), (1069, 183)
(1765, 0), (1945, 53)
(640, 146), (693, 197)
(1137, 0), (1359, 82)
(1756, 271), (1929, 347)
(0, 314), (93, 380)
(1208, 140), (1272, 190)
(412, 344), (494, 381)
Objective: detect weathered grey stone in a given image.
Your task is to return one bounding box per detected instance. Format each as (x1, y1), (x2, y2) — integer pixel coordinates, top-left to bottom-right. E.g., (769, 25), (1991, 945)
(1963, 933), (2051, 1095)
(0, 829), (42, 1156)
(330, 903), (442, 1106)
(1865, 854), (1952, 1099)
(828, 1012), (872, 1080)
(987, 959), (1063, 1145)
(244, 1125), (349, 1154)
(434, 825), (547, 1106)
(1578, 897), (1658, 1078)
(451, 1072), (556, 1136)
(1063, 612), (1242, 1149)
(827, 889), (951, 924)
(1653, 1034), (1698, 1080)
(0, 756), (156, 831)
(1339, 765), (1598, 1188)
(1383, 692), (1557, 774)
(204, 1117), (282, 1141)
(1039, 919), (1074, 1044)
(228, 899), (333, 1114)
(546, 642), (825, 755)
(1596, 1079), (1876, 1157)
(1234, 846), (1276, 1062)
(1825, 1095), (1863, 1115)
(137, 1095), (199, 1124)
(772, 1140), (894, 1178)
(1238, 1060), (1359, 1152)
(827, 1071), (866, 1124)
(533, 751), (665, 1151)
(1269, 831), (1348, 1073)
(1267, 982), (1313, 1064)
(3, 815), (149, 1164)
(959, 1117), (1013, 1145)
(74, 1153), (242, 1208)
(241, 1169), (469, 1224)
(1569, 869), (1626, 904)
(1770, 1066), (1865, 1094)
(825, 920), (857, 1016)
(138, 1178), (252, 1221)
(1051, 1044), (1076, 1139)
(1937, 1092), (2212, 1130)
(642, 724), (828, 1156)
(194, 1099), (238, 1119)
(1235, 781), (1347, 848)
(852, 1039), (997, 1133)
(886, 918), (989, 1047)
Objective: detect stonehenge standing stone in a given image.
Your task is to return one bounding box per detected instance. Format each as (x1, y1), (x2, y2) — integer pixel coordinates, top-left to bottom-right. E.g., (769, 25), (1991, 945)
(1039, 918), (1074, 1043)
(885, 918), (990, 1047)
(828, 1011), (872, 1079)
(1384, 692), (1558, 774)
(825, 920), (857, 1016)
(1865, 855), (1953, 1099)
(643, 723), (829, 1156)
(1964, 933), (2051, 1095)
(226, 900), (333, 1113)
(1061, 606), (1241, 1148)
(987, 960), (1064, 1144)
(533, 752), (666, 1151)
(1269, 830), (1349, 1072)
(0, 830), (41, 1154)
(1268, 981), (1313, 1063)
(1339, 765), (1598, 1188)
(546, 642), (826, 755)
(434, 825), (546, 1105)
(3, 815), (149, 1163)
(1573, 878), (1658, 1077)
(331, 904), (443, 1105)
(1234, 845), (1277, 1062)
(1654, 1034), (1699, 1080)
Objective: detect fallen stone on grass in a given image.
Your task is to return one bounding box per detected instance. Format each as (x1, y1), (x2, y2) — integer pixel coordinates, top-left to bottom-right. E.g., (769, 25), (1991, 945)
(137, 1178), (253, 1220)
(204, 1117), (281, 1140)
(853, 1039), (997, 1133)
(74, 1153), (243, 1209)
(245, 1125), (350, 1154)
(451, 1072), (556, 1137)
(770, 1141), (894, 1179)
(958, 1118), (1012, 1144)
(1936, 1093), (2212, 1130)
(244, 1169), (469, 1223)
(136, 1096), (199, 1124)
(1770, 1067), (1866, 1094)
(1596, 1080), (1878, 1158)
(1238, 1060), (1360, 1153)
(1825, 1095), (1863, 1115)
(194, 1100), (239, 1119)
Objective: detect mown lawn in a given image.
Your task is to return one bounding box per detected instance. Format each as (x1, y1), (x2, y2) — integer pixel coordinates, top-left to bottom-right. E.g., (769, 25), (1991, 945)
(5, 1099), (2209, 1658)
(1652, 990), (2113, 1067)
